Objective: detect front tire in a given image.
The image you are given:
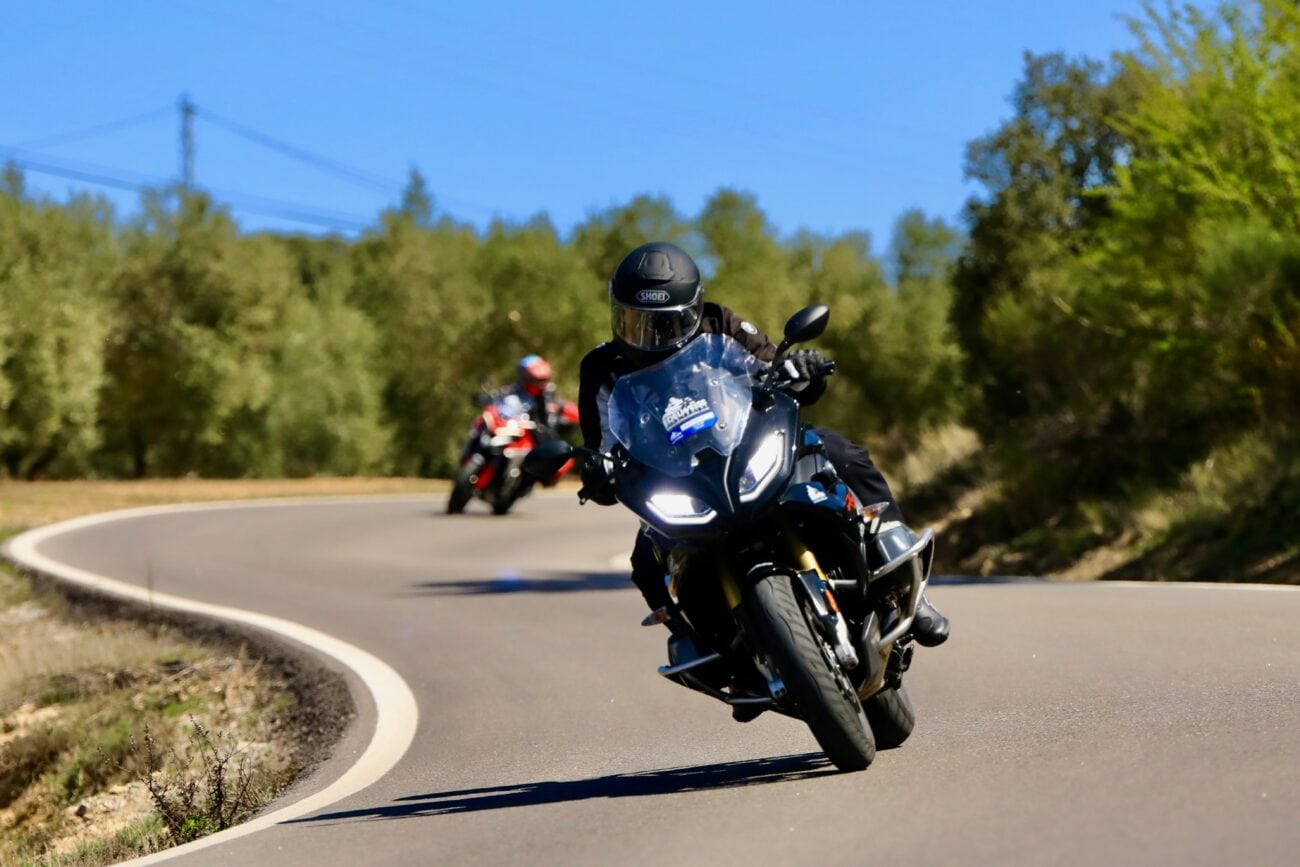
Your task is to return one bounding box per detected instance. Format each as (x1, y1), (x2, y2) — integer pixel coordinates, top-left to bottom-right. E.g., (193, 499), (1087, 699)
(447, 467), (474, 514)
(747, 573), (876, 771)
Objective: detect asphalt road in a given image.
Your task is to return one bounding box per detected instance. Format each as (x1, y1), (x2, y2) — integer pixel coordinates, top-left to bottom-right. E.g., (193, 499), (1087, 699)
(28, 494), (1300, 866)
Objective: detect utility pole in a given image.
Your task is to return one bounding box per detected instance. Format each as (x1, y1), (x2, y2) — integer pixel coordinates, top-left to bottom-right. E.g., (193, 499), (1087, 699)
(179, 93), (195, 188)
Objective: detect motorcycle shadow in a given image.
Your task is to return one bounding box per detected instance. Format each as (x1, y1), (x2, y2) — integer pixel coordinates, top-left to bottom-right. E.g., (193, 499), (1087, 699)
(289, 753), (835, 825)
(928, 574), (1038, 586)
(403, 570), (632, 596)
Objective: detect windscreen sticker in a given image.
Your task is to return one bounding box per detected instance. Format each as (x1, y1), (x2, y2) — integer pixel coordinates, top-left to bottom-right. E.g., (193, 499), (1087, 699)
(663, 396), (717, 445)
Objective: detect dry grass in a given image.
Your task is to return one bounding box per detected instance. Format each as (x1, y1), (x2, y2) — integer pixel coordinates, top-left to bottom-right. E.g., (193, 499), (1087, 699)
(0, 477), (448, 533)
(0, 631), (301, 866)
(0, 617), (201, 716)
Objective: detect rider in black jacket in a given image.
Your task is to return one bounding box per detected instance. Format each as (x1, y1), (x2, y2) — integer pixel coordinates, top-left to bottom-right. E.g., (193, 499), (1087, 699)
(577, 242), (949, 648)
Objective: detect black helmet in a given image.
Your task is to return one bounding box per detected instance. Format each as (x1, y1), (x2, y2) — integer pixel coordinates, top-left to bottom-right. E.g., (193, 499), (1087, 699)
(609, 242), (703, 364)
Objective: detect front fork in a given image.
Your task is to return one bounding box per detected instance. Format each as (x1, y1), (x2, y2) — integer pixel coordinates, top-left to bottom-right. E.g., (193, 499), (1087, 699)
(788, 538), (860, 671)
(718, 532), (862, 703)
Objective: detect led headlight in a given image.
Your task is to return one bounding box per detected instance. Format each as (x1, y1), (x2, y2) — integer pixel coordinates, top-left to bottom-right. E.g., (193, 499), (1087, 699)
(647, 492), (717, 525)
(738, 431), (785, 502)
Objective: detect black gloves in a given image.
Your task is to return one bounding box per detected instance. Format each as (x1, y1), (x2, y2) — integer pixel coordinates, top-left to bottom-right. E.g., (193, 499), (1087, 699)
(784, 348), (833, 404)
(787, 348), (832, 381)
(579, 457), (617, 506)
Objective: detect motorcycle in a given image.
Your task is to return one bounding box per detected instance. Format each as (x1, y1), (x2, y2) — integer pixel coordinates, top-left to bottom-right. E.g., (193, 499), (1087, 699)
(448, 389), (579, 515)
(525, 305), (935, 771)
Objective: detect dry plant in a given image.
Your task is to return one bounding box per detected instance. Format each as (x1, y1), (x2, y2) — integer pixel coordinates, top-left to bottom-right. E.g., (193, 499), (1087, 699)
(139, 718), (258, 843)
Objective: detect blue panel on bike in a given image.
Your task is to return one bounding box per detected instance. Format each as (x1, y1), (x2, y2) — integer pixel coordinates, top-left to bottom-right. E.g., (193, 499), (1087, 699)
(667, 410), (717, 445)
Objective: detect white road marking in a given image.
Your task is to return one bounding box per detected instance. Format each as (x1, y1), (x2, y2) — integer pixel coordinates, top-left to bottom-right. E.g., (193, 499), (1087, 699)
(3, 497), (426, 865)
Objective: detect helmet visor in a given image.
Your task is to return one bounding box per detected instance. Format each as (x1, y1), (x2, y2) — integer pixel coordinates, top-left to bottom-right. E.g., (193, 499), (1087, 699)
(611, 298), (702, 352)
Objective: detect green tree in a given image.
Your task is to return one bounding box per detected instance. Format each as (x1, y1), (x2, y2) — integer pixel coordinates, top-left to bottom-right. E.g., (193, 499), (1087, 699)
(264, 277), (392, 476)
(697, 189), (802, 332)
(0, 170), (115, 478)
(572, 194), (690, 285)
(399, 167), (434, 229)
(474, 216), (602, 396)
(952, 51), (1139, 435)
(99, 189), (290, 476)
(350, 208), (486, 475)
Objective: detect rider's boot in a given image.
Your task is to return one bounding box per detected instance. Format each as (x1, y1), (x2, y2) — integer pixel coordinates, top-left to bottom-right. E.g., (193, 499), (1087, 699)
(911, 593), (950, 647)
(729, 669), (771, 723)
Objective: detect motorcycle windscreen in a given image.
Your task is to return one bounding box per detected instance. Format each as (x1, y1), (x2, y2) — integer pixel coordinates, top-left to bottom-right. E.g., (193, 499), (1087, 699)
(608, 334), (766, 477)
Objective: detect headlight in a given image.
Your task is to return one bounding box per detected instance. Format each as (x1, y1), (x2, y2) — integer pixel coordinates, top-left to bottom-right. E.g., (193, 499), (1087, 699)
(738, 431), (785, 502)
(647, 492), (717, 525)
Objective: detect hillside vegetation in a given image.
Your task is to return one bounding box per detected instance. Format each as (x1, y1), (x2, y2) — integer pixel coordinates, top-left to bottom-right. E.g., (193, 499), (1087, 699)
(1, 1), (1295, 581)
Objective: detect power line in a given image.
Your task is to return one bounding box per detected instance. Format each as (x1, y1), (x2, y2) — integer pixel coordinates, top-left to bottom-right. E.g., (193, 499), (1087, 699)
(2, 154), (151, 195)
(2, 150), (373, 232)
(195, 103), (403, 193)
(13, 106), (176, 151)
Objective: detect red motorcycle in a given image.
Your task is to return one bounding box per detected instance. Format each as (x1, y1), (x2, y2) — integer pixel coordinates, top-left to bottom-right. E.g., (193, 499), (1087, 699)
(447, 388), (579, 515)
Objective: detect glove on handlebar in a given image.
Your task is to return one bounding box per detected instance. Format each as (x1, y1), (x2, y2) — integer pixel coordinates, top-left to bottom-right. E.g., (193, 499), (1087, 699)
(784, 348), (832, 405)
(787, 348), (832, 380)
(578, 458), (617, 506)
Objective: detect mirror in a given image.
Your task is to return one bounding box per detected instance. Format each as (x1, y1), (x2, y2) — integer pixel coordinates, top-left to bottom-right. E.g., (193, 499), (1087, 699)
(783, 304), (830, 345)
(522, 439), (575, 480)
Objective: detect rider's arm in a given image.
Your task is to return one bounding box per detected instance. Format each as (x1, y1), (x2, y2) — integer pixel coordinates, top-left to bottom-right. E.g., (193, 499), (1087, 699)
(711, 304), (829, 404)
(710, 304), (778, 362)
(578, 346), (611, 451)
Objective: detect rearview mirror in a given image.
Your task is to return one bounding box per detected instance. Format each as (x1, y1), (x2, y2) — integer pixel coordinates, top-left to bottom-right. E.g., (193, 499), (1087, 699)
(522, 439), (576, 480)
(771, 304), (831, 360)
(783, 304), (830, 345)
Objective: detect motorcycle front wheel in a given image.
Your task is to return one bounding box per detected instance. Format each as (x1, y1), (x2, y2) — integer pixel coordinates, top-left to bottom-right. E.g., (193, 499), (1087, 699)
(447, 466), (474, 514)
(746, 572), (876, 771)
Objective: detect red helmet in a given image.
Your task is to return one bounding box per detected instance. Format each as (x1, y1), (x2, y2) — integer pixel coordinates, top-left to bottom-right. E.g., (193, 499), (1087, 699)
(517, 354), (551, 397)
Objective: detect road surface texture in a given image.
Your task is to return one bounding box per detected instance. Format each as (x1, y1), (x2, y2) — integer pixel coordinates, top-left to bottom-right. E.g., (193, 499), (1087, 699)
(23, 495), (1300, 866)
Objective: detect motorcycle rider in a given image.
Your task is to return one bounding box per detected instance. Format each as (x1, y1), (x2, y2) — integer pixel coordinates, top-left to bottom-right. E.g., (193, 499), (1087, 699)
(460, 355), (578, 487)
(482, 354), (579, 444)
(577, 242), (949, 648)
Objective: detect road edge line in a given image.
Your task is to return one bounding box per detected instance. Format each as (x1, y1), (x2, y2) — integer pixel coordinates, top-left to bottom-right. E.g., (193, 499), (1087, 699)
(2, 498), (422, 865)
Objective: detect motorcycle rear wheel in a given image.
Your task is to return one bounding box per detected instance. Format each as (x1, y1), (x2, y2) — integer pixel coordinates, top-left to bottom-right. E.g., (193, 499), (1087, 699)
(491, 490), (517, 515)
(747, 572), (876, 771)
(862, 684), (915, 749)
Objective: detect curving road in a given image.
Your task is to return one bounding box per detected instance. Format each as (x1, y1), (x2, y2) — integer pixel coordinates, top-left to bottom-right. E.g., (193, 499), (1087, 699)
(14, 494), (1300, 866)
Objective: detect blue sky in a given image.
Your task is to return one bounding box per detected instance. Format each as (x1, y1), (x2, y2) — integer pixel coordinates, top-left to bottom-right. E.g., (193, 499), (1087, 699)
(2, 0), (1147, 248)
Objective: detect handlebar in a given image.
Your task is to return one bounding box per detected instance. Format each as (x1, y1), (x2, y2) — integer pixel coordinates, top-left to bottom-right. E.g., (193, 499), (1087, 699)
(764, 356), (836, 391)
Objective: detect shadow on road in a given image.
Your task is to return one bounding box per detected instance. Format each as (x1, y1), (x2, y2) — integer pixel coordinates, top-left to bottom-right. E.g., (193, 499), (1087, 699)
(405, 572), (1038, 597)
(289, 753), (834, 825)
(403, 570), (632, 596)
(929, 574), (1037, 586)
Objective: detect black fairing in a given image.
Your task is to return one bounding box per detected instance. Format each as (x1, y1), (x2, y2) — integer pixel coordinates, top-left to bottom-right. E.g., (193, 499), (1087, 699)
(615, 388), (864, 548)
(615, 389), (800, 540)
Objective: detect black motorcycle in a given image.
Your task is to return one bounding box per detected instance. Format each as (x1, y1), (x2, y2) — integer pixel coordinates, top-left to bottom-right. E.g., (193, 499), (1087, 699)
(526, 305), (935, 771)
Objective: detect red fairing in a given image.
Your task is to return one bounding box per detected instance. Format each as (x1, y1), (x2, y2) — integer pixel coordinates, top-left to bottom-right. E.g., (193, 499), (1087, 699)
(560, 400), (580, 425)
(482, 404), (505, 431)
(548, 456), (576, 484)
